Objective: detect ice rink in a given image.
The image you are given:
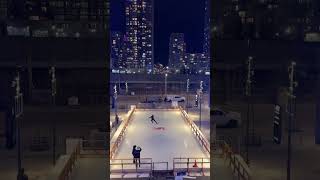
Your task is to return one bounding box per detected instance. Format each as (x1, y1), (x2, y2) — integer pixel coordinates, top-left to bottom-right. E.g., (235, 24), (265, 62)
(113, 110), (209, 170)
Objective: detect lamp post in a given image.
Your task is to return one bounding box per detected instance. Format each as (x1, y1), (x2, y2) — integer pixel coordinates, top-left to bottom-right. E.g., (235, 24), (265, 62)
(114, 85), (118, 123)
(245, 56), (254, 165)
(49, 66), (57, 165)
(186, 78), (190, 113)
(165, 73), (168, 97)
(118, 70), (120, 93)
(125, 81), (128, 95)
(199, 81), (203, 131)
(286, 62), (298, 180)
(12, 71), (24, 180)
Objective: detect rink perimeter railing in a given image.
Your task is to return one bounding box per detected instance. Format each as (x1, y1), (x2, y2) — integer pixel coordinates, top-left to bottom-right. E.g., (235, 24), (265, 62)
(110, 105), (136, 159)
(216, 140), (252, 180)
(173, 157), (210, 176)
(109, 106), (211, 177)
(179, 106), (210, 155)
(110, 158), (153, 176)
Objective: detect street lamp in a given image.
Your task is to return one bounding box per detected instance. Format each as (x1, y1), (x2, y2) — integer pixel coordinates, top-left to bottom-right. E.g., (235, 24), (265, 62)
(49, 66), (57, 165)
(12, 71), (24, 180)
(118, 70), (121, 93)
(186, 79), (190, 113)
(199, 81), (203, 131)
(114, 85), (118, 124)
(286, 61), (298, 180)
(125, 81), (128, 95)
(165, 73), (168, 97)
(245, 56), (254, 165)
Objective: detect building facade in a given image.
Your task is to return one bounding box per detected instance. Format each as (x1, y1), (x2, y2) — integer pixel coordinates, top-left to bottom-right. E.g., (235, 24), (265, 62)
(168, 33), (186, 71)
(111, 31), (124, 70)
(203, 0), (210, 66)
(1, 0), (109, 38)
(125, 0), (153, 73)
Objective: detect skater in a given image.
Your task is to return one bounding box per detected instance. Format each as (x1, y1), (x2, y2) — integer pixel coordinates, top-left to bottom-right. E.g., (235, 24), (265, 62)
(149, 114), (158, 124)
(133, 146), (142, 168)
(115, 114), (119, 125)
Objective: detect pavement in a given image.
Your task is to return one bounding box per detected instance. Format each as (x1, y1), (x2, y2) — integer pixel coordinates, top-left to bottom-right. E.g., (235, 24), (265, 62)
(71, 157), (107, 180)
(216, 102), (320, 180)
(0, 156), (52, 180)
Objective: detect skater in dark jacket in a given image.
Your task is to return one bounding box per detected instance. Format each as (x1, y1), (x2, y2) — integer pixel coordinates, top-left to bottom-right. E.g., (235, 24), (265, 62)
(133, 146), (142, 167)
(149, 115), (158, 124)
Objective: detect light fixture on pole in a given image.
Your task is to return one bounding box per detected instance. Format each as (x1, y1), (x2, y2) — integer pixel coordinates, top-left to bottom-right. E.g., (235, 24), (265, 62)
(245, 56), (254, 165)
(199, 80), (203, 131)
(49, 66), (57, 165)
(165, 73), (168, 97)
(125, 81), (128, 95)
(12, 71), (23, 180)
(114, 85), (118, 122)
(186, 78), (190, 113)
(286, 61), (298, 180)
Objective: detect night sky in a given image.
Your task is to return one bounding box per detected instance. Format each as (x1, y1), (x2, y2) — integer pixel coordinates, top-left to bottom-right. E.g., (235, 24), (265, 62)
(110, 0), (205, 65)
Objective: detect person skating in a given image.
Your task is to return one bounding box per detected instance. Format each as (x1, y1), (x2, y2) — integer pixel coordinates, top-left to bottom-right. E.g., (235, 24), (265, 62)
(149, 114), (158, 124)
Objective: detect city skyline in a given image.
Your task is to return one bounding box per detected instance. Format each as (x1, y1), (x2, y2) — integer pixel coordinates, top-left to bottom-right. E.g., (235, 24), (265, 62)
(110, 0), (205, 66)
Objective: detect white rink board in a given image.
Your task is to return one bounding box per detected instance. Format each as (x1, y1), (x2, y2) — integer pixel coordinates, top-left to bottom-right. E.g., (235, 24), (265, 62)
(113, 110), (209, 170)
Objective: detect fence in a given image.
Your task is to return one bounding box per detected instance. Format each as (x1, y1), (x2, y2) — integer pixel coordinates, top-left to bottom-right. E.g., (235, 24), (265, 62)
(179, 107), (210, 155)
(173, 157), (210, 176)
(220, 141), (252, 180)
(110, 106), (136, 159)
(110, 158), (153, 175)
(152, 162), (169, 171)
(46, 139), (80, 180)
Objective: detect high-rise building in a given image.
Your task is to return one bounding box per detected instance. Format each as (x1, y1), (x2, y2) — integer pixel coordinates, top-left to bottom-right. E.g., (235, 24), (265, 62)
(0, 0), (7, 20)
(168, 33), (186, 70)
(111, 31), (123, 70)
(2, 0), (109, 37)
(125, 0), (153, 73)
(184, 53), (206, 74)
(203, 0), (210, 67)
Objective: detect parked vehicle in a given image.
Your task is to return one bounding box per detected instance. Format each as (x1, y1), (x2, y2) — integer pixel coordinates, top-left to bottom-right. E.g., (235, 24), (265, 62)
(212, 108), (241, 128)
(146, 96), (162, 103)
(164, 95), (186, 102)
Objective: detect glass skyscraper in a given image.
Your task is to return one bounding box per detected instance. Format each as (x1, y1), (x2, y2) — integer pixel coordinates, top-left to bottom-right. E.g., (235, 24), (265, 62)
(125, 0), (153, 73)
(169, 33), (186, 70)
(203, 0), (211, 69)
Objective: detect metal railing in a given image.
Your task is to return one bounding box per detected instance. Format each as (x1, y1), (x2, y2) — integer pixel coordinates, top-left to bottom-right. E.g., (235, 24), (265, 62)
(82, 139), (105, 150)
(110, 106), (136, 159)
(173, 157), (210, 176)
(110, 158), (153, 175)
(179, 107), (210, 155)
(45, 140), (80, 180)
(152, 162), (169, 171)
(220, 141), (251, 180)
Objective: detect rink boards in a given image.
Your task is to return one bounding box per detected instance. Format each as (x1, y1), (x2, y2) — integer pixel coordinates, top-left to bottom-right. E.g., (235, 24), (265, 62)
(110, 107), (210, 176)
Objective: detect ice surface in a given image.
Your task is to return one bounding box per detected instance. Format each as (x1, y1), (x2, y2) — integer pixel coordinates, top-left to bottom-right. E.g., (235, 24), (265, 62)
(113, 110), (209, 170)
